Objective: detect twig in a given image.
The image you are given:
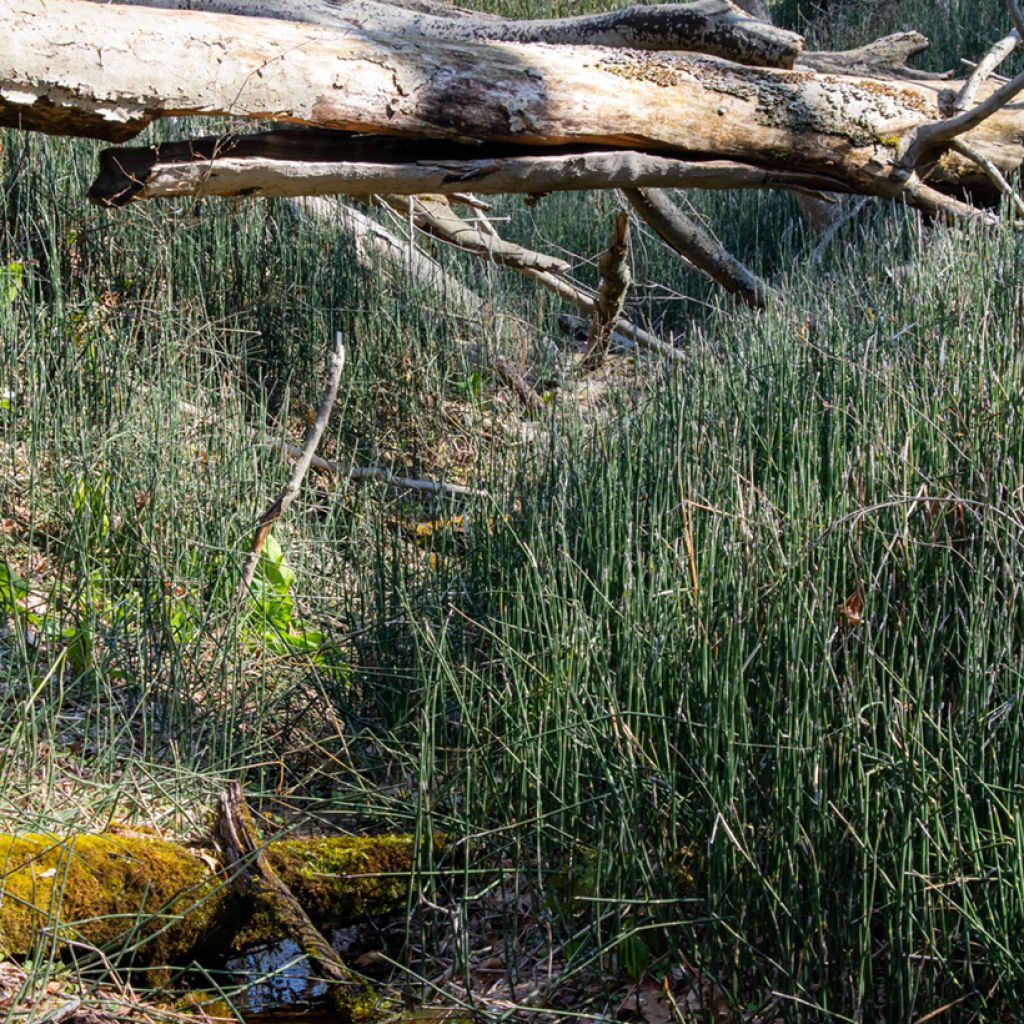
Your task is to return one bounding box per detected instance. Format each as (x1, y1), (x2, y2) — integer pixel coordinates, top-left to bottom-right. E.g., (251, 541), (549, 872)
(316, 455), (490, 498)
(954, 30), (1019, 111)
(951, 138), (1024, 217)
(235, 332), (345, 600)
(582, 208), (631, 370)
(1008, 0), (1024, 39)
(812, 196), (873, 262)
(960, 58), (1010, 84)
(179, 395), (486, 499)
(624, 186), (773, 307)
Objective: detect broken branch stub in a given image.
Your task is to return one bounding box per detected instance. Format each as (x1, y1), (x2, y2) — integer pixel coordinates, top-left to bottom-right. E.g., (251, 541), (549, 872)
(583, 209), (632, 371)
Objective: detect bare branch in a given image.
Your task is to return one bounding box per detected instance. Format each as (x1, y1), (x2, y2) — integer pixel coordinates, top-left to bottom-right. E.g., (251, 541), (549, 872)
(89, 133), (852, 208)
(810, 197), (874, 262)
(899, 175), (1002, 227)
(532, 268), (682, 361)
(623, 187), (773, 308)
(1007, 0), (1024, 39)
(954, 30), (1019, 111)
(950, 139), (1024, 217)
(899, 66), (1024, 174)
(338, 463), (489, 497)
(352, 191), (680, 360)
(381, 194), (570, 275)
(235, 332), (345, 600)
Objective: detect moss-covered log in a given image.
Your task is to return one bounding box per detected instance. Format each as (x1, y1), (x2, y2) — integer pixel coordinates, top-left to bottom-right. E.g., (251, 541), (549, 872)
(0, 830), (425, 965)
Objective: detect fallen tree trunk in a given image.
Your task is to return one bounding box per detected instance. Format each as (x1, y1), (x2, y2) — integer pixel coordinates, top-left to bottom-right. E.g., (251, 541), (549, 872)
(4, 0), (1018, 211)
(0, 828), (428, 966)
(88, 0), (805, 68)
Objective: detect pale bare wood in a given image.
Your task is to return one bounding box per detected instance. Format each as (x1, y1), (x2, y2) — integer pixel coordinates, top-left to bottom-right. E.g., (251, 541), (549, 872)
(950, 139), (1024, 218)
(84, 0), (806, 68)
(9, 0), (1024, 212)
(954, 31), (1019, 111)
(88, 132), (853, 207)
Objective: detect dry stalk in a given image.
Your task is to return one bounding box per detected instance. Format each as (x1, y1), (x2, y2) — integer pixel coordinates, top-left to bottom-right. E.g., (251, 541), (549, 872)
(235, 331), (345, 600)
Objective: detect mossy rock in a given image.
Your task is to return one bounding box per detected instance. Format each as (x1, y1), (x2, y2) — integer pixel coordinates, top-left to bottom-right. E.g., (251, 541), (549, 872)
(0, 831), (424, 965)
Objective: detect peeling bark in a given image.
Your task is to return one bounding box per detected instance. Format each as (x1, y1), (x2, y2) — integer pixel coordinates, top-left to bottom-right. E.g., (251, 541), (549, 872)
(5, 0), (1021, 210)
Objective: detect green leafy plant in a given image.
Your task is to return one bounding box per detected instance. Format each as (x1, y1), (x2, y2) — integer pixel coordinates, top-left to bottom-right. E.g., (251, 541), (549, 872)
(244, 532), (347, 674)
(1, 260), (24, 305)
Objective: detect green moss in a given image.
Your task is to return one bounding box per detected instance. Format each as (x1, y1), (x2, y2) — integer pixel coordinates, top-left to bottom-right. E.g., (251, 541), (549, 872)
(0, 831), (430, 966)
(329, 982), (394, 1024)
(0, 832), (226, 964)
(265, 835), (418, 926)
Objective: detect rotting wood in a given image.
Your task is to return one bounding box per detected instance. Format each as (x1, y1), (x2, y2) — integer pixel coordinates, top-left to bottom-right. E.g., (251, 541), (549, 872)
(216, 783), (380, 1023)
(0, 827), (429, 966)
(582, 209), (631, 371)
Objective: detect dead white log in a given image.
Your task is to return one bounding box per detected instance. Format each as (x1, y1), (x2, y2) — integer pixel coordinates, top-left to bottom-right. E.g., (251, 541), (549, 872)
(85, 0), (805, 67)
(6, 0), (1024, 213)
